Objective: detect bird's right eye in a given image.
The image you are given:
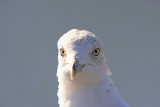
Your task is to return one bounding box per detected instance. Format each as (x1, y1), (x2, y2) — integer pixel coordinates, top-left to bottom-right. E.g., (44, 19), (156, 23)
(60, 48), (65, 56)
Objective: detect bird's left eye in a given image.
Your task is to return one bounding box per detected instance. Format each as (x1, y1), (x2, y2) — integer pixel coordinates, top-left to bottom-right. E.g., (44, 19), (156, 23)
(60, 48), (65, 56)
(93, 48), (100, 56)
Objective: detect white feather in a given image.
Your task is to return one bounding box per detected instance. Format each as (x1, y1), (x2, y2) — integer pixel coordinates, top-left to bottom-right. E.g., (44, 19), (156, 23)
(57, 29), (129, 107)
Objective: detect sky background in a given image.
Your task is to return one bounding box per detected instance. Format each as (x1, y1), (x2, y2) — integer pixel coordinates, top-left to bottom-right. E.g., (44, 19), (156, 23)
(0, 0), (160, 107)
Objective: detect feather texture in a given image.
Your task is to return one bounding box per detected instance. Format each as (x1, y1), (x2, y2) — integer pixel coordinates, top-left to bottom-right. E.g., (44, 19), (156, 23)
(57, 29), (129, 107)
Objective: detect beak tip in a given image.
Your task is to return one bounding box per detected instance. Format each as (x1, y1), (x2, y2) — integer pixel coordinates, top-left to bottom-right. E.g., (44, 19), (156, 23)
(70, 76), (74, 80)
(71, 78), (74, 80)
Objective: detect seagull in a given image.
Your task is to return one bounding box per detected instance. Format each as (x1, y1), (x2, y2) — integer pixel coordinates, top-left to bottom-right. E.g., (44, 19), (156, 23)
(57, 29), (129, 107)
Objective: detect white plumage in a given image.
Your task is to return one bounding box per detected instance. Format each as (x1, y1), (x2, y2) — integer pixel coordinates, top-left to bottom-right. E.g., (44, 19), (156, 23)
(57, 29), (129, 107)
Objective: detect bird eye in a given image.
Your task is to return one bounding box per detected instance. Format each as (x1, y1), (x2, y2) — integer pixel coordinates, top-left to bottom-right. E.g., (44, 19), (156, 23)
(60, 48), (65, 56)
(93, 48), (100, 56)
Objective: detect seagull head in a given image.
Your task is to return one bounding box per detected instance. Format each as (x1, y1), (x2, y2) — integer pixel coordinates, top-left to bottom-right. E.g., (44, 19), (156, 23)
(57, 29), (110, 85)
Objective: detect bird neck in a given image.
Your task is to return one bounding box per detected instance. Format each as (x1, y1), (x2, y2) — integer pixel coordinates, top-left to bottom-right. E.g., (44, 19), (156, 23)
(57, 74), (119, 107)
(58, 73), (113, 96)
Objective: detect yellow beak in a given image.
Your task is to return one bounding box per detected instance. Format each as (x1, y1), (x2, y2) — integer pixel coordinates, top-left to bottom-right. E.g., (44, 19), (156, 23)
(70, 67), (75, 80)
(70, 57), (85, 80)
(70, 57), (77, 80)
